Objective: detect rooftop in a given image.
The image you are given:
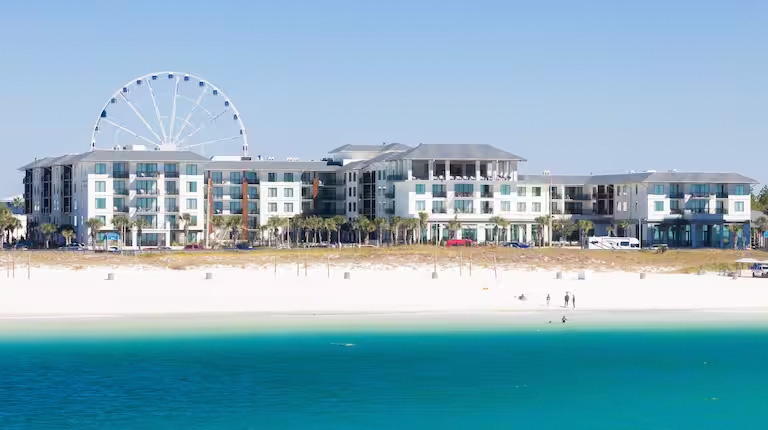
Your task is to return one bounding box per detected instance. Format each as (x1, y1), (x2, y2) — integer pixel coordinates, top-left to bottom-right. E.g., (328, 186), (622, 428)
(522, 171), (758, 185)
(328, 143), (412, 154)
(390, 143), (526, 161)
(18, 150), (208, 170)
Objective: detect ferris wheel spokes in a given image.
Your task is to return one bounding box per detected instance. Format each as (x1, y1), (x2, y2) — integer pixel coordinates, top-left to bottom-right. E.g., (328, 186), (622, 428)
(168, 76), (180, 145)
(100, 118), (161, 148)
(145, 78), (168, 143)
(118, 92), (164, 145)
(175, 107), (230, 147)
(173, 84), (208, 142)
(177, 135), (242, 151)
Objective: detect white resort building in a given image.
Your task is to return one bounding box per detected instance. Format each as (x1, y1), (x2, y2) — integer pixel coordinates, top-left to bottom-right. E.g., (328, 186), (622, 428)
(18, 143), (757, 249)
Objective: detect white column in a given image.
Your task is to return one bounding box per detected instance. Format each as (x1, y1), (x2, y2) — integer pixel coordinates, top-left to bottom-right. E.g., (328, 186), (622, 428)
(165, 229), (171, 246)
(445, 160), (451, 179)
(525, 223), (532, 243)
(475, 160), (480, 178)
(131, 227), (138, 248)
(407, 160), (413, 180)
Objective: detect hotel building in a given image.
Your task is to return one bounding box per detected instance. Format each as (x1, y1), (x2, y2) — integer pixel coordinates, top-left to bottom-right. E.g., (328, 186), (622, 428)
(19, 143), (756, 248)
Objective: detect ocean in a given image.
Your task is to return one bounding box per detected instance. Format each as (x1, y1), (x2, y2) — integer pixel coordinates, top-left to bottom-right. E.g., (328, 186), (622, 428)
(1, 326), (767, 429)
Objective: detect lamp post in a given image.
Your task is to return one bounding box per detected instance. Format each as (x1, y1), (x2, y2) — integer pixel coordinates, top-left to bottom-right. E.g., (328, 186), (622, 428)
(544, 170), (552, 246)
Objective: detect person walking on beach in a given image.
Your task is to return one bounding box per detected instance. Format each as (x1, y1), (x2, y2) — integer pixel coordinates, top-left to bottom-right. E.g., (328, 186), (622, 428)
(564, 292), (570, 308)
(546, 294), (551, 307)
(572, 293), (576, 309)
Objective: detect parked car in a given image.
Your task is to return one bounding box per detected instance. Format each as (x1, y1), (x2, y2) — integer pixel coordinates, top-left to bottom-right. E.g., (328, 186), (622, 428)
(503, 241), (530, 249)
(64, 243), (87, 251)
(183, 244), (205, 250)
(751, 264), (768, 278)
(446, 239), (476, 247)
(235, 243), (253, 250)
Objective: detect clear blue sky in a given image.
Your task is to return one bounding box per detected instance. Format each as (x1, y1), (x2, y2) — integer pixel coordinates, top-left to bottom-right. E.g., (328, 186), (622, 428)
(1, 0), (766, 197)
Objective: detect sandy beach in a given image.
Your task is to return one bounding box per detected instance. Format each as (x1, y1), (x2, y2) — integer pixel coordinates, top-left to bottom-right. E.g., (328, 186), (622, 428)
(1, 261), (768, 334)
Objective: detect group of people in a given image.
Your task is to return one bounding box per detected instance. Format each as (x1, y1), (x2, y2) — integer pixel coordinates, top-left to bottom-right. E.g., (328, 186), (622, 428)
(545, 292), (576, 309)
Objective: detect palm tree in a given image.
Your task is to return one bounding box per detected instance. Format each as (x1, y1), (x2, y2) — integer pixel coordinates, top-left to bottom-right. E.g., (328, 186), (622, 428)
(61, 229), (75, 246)
(406, 218), (420, 244)
(488, 216), (504, 244)
(332, 215), (345, 243)
(390, 215), (402, 245)
(132, 218), (149, 250)
(417, 211), (429, 244)
(618, 220), (631, 237)
(577, 219), (594, 248)
(11, 196), (24, 210)
(40, 223), (58, 249)
(726, 224), (741, 250)
(374, 217), (389, 246)
(111, 214), (131, 249)
(226, 215), (242, 245)
(447, 215), (461, 240)
(309, 216), (324, 243)
(606, 225), (615, 237)
(324, 217), (339, 244)
(179, 213), (192, 245)
(534, 215), (551, 247)
(290, 215), (304, 246)
(211, 216), (227, 247)
(86, 217), (104, 249)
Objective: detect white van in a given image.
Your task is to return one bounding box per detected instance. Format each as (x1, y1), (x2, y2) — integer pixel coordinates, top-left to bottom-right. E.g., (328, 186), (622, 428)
(587, 236), (641, 250)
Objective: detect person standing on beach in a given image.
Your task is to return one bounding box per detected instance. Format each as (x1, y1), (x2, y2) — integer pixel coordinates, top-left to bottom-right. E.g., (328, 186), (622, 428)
(546, 294), (551, 307)
(564, 292), (570, 307)
(572, 293), (576, 309)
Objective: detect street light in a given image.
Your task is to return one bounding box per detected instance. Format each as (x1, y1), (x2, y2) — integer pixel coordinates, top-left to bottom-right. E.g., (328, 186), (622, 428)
(543, 170), (552, 247)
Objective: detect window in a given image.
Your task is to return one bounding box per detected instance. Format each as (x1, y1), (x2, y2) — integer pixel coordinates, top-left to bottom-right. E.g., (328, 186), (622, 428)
(269, 203), (277, 212)
(532, 187), (541, 197)
(190, 216), (197, 227)
(517, 202), (526, 212)
(735, 185), (746, 196)
(230, 186), (242, 198)
(248, 201), (259, 213)
(735, 201), (745, 213)
(432, 201), (446, 213)
(186, 181), (197, 193)
(95, 181), (106, 192)
(532, 202), (542, 212)
(654, 201), (664, 212)
(454, 184), (473, 193)
(500, 185), (511, 195)
(284, 203), (294, 212)
(213, 201), (223, 214)
(348, 187), (352, 197)
(213, 187), (223, 198)
(415, 184), (425, 194)
(268, 188), (277, 197)
(165, 197), (177, 212)
(186, 199), (197, 210)
(230, 201), (242, 213)
(212, 172), (223, 184)
(113, 180), (126, 194)
(691, 184), (709, 195)
(95, 198), (106, 209)
(114, 198), (125, 210)
(501, 201), (511, 212)
(654, 185), (664, 195)
(95, 163), (106, 174)
(97, 215), (106, 225)
(284, 188), (294, 198)
(416, 200), (426, 211)
(268, 173), (277, 182)
(517, 187), (526, 197)
(230, 171), (241, 184)
(454, 200), (473, 213)
(113, 162), (128, 176)
(165, 181), (178, 195)
(136, 198), (157, 210)
(137, 163), (158, 175)
(248, 187), (258, 199)
(186, 164), (198, 175)
(670, 199), (680, 210)
(353, 187), (356, 197)
(284, 173), (294, 182)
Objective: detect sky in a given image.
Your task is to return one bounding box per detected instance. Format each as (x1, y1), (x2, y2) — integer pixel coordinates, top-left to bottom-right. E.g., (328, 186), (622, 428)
(1, 0), (767, 197)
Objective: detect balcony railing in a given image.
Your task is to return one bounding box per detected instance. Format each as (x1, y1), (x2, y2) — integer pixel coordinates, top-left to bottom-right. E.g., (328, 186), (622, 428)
(246, 178), (259, 184)
(166, 189), (179, 195)
(480, 192), (494, 198)
(432, 208), (447, 214)
(165, 206), (179, 213)
(669, 193), (685, 199)
(670, 208), (683, 215)
(114, 189), (129, 196)
(596, 193), (612, 199)
(385, 208), (395, 214)
(136, 171), (160, 178)
(136, 189), (159, 195)
(691, 192), (711, 198)
(113, 171), (129, 179)
(432, 192), (447, 198)
(481, 208), (494, 214)
(164, 171), (179, 178)
(454, 208), (475, 214)
(565, 194), (592, 201)
(113, 207), (129, 213)
(455, 192), (474, 198)
(136, 207), (159, 213)
(715, 193), (728, 198)
(230, 209), (243, 214)
(387, 175), (405, 181)
(384, 192), (395, 198)
(715, 208), (728, 214)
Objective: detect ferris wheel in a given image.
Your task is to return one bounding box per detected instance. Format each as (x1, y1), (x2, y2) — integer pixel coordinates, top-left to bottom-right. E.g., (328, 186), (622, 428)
(91, 72), (248, 155)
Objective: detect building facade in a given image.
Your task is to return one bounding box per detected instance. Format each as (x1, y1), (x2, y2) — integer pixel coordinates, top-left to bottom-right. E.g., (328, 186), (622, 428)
(19, 144), (757, 249)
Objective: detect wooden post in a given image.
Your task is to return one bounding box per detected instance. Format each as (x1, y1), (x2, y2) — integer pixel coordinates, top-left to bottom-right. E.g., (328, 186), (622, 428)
(296, 251), (300, 276)
(433, 252), (437, 273)
(27, 254), (31, 280)
(304, 250), (307, 277)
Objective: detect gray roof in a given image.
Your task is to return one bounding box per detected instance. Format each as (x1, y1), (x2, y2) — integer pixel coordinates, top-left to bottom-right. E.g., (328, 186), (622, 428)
(522, 172), (758, 185)
(18, 150), (208, 170)
(329, 143), (411, 154)
(390, 144), (526, 161)
(206, 160), (340, 172)
(340, 151), (401, 171)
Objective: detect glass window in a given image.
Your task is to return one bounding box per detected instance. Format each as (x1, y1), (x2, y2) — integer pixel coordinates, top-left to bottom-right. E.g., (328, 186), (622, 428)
(284, 188), (294, 198)
(454, 184), (474, 193)
(95, 198), (106, 209)
(501, 201), (511, 211)
(230, 171), (241, 184)
(95, 181), (106, 192)
(654, 185), (664, 195)
(284, 203), (294, 212)
(248, 186), (258, 199)
(186, 181), (197, 193)
(416, 200), (426, 211)
(113, 162), (128, 176)
(268, 203), (277, 212)
(190, 216), (197, 226)
(415, 184), (425, 194)
(114, 197), (125, 210)
(432, 184), (446, 195)
(213, 202), (223, 214)
(212, 172), (223, 184)
(532, 202), (542, 212)
(269, 188), (277, 197)
(670, 199), (680, 210)
(137, 163), (158, 174)
(268, 173), (277, 182)
(230, 186), (242, 198)
(165, 181), (177, 194)
(248, 201), (259, 212)
(230, 201), (242, 213)
(500, 185), (511, 195)
(165, 197), (177, 211)
(735, 201), (745, 212)
(654, 201), (664, 212)
(187, 199), (197, 210)
(97, 215), (106, 225)
(454, 200), (473, 213)
(95, 163), (106, 174)
(284, 173), (294, 182)
(735, 185), (746, 196)
(186, 164), (198, 175)
(213, 187), (223, 198)
(517, 202), (526, 212)
(532, 187), (541, 197)
(517, 187), (526, 197)
(113, 180), (126, 193)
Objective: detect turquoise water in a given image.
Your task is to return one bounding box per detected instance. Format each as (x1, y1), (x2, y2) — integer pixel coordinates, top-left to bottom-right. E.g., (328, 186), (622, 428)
(1, 328), (767, 429)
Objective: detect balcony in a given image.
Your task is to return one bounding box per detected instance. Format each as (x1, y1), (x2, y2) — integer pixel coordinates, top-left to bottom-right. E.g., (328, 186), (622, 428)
(551, 193), (563, 199)
(454, 208), (475, 214)
(136, 171), (160, 178)
(230, 209), (243, 214)
(565, 194), (592, 201)
(432, 208), (447, 214)
(385, 208), (395, 214)
(165, 206), (179, 213)
(384, 192), (395, 199)
(113, 206), (129, 213)
(480, 192), (494, 198)
(596, 193), (612, 199)
(387, 175), (405, 181)
(246, 177), (259, 184)
(481, 208), (494, 214)
(114, 189), (129, 196)
(455, 192), (474, 198)
(164, 171), (179, 178)
(136, 207), (159, 213)
(690, 192), (711, 198)
(113, 171), (129, 179)
(715, 208), (728, 214)
(715, 193), (728, 198)
(136, 189), (160, 195)
(669, 193), (685, 199)
(670, 208), (684, 215)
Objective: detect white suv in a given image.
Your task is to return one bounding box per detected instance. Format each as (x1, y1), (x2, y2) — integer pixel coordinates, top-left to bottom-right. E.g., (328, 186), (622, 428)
(751, 264), (768, 278)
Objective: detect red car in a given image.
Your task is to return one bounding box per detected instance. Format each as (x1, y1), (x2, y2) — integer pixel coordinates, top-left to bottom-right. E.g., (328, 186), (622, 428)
(446, 239), (476, 247)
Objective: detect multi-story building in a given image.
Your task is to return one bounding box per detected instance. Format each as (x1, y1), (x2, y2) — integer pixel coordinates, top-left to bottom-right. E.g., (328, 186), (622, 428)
(18, 144), (757, 249)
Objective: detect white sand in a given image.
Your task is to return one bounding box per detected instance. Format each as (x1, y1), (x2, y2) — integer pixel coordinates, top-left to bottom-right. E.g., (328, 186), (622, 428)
(1, 264), (767, 319)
